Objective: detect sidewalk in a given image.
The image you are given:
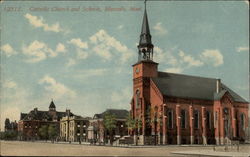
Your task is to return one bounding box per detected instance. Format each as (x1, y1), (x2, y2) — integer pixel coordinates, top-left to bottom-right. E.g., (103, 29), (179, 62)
(17, 140), (250, 148)
(36, 140), (91, 145)
(1, 141), (250, 156)
(171, 150), (250, 157)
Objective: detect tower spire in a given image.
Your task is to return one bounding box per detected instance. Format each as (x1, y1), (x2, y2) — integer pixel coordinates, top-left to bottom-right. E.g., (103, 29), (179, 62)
(49, 99), (56, 111)
(138, 0), (154, 61)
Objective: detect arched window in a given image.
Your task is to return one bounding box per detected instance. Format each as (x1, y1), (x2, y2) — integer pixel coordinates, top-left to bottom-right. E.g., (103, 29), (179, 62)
(181, 109), (186, 129)
(194, 110), (199, 129)
(214, 111), (218, 128)
(240, 113), (245, 129)
(135, 90), (140, 108)
(167, 109), (173, 129)
(206, 111), (211, 129)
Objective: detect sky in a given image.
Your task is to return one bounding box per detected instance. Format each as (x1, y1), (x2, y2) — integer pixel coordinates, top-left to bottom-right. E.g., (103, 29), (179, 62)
(0, 1), (249, 131)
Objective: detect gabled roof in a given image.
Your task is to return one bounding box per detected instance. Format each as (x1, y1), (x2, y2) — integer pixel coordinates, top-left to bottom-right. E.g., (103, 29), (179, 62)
(49, 100), (56, 109)
(93, 114), (102, 119)
(152, 72), (248, 103)
(93, 109), (129, 120)
(213, 89), (227, 100)
(220, 83), (248, 103)
(20, 113), (28, 120)
(20, 109), (74, 121)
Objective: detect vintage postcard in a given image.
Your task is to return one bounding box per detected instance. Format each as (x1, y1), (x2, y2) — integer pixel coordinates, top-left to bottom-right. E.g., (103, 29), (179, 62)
(0, 0), (249, 156)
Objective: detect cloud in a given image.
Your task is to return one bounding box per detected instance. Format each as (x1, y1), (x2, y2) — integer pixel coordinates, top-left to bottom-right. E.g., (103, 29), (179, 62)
(73, 68), (108, 79)
(67, 38), (89, 61)
(1, 107), (20, 131)
(0, 80), (34, 131)
(236, 46), (249, 52)
(77, 49), (88, 59)
(89, 29), (134, 63)
(68, 38), (88, 49)
(200, 49), (223, 67)
(39, 75), (76, 99)
(56, 43), (66, 53)
(22, 40), (66, 63)
(65, 30), (134, 66)
(154, 47), (224, 73)
(178, 50), (204, 67)
(1, 44), (17, 57)
(1, 80), (30, 104)
(92, 43), (112, 60)
(117, 25), (124, 30)
(165, 67), (183, 73)
(153, 22), (167, 35)
(24, 13), (67, 33)
(3, 80), (17, 89)
(154, 46), (177, 65)
(111, 87), (132, 108)
(154, 47), (186, 73)
(66, 58), (76, 67)
(22, 41), (47, 62)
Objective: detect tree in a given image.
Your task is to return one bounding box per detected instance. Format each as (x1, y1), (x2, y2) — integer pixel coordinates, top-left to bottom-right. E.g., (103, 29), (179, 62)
(135, 118), (142, 145)
(0, 132), (5, 140)
(145, 106), (162, 145)
(4, 118), (11, 131)
(39, 125), (48, 141)
(126, 114), (142, 145)
(48, 125), (58, 143)
(126, 114), (136, 134)
(0, 131), (18, 140)
(103, 113), (116, 145)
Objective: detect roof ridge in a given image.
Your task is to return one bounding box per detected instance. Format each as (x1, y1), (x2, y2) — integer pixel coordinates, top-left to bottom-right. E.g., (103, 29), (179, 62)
(221, 83), (248, 103)
(153, 72), (248, 103)
(158, 71), (218, 80)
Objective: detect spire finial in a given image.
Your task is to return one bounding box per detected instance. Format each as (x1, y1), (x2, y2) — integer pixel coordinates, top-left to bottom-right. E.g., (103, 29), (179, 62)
(144, 0), (147, 10)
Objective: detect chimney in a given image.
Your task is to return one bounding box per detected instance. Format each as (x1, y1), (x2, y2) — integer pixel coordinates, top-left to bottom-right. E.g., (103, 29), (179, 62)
(216, 79), (221, 93)
(34, 108), (38, 114)
(66, 109), (70, 116)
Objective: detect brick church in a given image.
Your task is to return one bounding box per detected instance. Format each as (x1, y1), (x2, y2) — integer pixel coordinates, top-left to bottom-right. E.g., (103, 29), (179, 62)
(130, 3), (249, 145)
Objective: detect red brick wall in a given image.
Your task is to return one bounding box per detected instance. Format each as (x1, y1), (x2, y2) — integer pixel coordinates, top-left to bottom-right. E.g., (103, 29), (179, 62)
(131, 63), (249, 145)
(132, 61), (158, 136)
(235, 102), (249, 140)
(18, 120), (59, 140)
(133, 61), (158, 79)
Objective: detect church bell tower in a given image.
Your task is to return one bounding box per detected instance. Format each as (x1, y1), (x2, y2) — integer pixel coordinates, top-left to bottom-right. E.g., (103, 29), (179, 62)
(133, 0), (158, 80)
(138, 1), (154, 61)
(132, 0), (158, 138)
